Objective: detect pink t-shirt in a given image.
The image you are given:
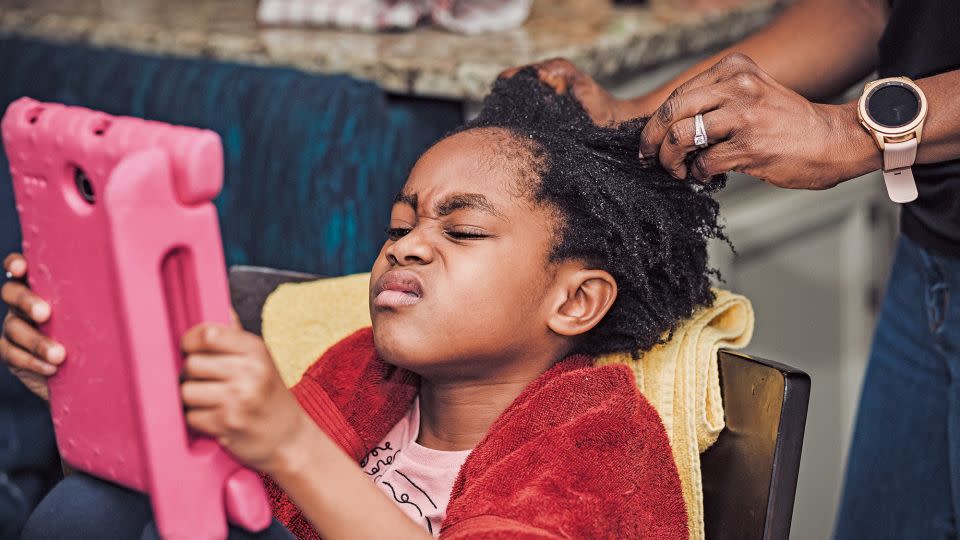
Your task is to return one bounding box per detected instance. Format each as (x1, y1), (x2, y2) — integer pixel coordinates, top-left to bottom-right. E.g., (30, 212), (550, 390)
(360, 398), (472, 536)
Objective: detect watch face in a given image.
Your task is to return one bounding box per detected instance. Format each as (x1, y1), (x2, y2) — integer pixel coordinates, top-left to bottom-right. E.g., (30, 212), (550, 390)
(866, 83), (921, 128)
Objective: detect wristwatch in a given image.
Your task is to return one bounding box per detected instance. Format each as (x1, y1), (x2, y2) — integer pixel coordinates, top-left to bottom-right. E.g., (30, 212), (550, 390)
(857, 76), (927, 203)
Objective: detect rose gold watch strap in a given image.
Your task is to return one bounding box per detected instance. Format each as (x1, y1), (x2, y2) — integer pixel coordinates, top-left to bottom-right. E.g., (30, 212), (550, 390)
(882, 139), (919, 203)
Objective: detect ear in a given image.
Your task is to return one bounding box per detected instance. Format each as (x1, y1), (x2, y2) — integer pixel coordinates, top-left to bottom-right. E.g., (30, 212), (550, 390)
(546, 267), (617, 338)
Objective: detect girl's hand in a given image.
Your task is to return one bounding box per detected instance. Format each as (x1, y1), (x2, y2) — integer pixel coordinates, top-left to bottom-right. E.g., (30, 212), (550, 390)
(180, 323), (309, 475)
(638, 53), (880, 188)
(500, 58), (629, 125)
(0, 254), (65, 401)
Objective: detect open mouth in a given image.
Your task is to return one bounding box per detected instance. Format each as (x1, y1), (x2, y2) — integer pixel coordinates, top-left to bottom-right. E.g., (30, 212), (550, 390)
(372, 270), (424, 308)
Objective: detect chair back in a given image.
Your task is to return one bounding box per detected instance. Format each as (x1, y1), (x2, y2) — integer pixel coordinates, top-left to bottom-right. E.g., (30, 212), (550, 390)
(227, 265), (811, 540)
(228, 265), (321, 336)
(701, 351), (810, 539)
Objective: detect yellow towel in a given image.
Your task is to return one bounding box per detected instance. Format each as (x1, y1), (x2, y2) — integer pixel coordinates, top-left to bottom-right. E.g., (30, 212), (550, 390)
(262, 272), (373, 387)
(261, 275), (754, 540)
(596, 288), (754, 540)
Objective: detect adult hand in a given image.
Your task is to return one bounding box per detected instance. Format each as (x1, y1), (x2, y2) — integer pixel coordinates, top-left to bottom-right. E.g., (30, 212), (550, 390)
(180, 322), (310, 475)
(0, 254), (64, 401)
(500, 58), (628, 125)
(638, 53), (880, 188)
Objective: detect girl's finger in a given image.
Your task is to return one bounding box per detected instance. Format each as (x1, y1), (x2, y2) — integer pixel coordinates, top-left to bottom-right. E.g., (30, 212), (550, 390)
(184, 407), (225, 437)
(1, 281), (50, 323)
(3, 254), (27, 277)
(228, 308), (242, 330)
(0, 337), (56, 376)
(3, 314), (65, 364)
(181, 323), (261, 355)
(182, 353), (238, 381)
(181, 380), (230, 408)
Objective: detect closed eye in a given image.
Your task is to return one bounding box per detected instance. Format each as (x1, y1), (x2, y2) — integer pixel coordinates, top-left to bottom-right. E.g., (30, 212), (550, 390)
(445, 230), (490, 240)
(385, 227), (411, 241)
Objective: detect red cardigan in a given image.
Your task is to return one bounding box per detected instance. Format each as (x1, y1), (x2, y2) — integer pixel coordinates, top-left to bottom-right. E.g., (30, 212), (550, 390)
(263, 328), (687, 539)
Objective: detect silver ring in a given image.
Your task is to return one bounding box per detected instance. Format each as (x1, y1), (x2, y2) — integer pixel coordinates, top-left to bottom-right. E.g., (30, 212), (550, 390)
(694, 113), (709, 149)
(4, 271), (11, 281)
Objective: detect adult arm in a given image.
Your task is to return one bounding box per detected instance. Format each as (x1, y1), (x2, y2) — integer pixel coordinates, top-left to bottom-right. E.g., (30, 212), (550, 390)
(505, 0), (889, 124)
(621, 0), (890, 116)
(631, 0), (960, 187)
(636, 55), (960, 188)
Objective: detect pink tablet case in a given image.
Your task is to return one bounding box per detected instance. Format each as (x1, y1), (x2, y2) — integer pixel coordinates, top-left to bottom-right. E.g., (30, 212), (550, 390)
(1, 98), (272, 540)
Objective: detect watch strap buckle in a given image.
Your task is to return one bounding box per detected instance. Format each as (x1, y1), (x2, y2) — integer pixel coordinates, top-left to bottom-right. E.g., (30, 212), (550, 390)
(882, 167), (919, 203)
(882, 139), (919, 203)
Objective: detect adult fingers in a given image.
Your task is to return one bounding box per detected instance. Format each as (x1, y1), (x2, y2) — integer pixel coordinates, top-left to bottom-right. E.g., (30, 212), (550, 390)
(0, 336), (56, 376)
(658, 109), (735, 179)
(498, 65), (521, 79)
(3, 314), (65, 365)
(534, 58), (581, 94)
(688, 141), (747, 183)
(496, 58), (574, 81)
(639, 53), (760, 158)
(668, 52), (762, 96)
(1, 281), (50, 323)
(3, 254), (26, 277)
(499, 58), (581, 95)
(639, 84), (726, 160)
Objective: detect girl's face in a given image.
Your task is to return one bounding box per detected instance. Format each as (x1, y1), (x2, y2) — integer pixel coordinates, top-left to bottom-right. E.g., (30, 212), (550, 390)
(369, 129), (565, 380)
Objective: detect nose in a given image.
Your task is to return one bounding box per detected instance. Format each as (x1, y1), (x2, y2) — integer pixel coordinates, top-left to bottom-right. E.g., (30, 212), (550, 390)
(385, 227), (434, 266)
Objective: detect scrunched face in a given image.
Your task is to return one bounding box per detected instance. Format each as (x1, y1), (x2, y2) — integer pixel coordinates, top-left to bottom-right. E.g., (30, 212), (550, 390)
(368, 128), (592, 380)
(368, 68), (725, 377)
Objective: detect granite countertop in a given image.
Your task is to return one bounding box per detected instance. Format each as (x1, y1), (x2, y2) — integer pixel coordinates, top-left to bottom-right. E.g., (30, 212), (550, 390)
(0, 0), (788, 100)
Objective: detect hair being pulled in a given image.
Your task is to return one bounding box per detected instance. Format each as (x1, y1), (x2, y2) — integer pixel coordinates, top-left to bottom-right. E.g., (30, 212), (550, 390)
(457, 67), (729, 356)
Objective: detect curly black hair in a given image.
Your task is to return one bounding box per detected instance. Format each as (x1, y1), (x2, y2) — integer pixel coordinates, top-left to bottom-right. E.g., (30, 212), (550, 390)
(456, 67), (729, 357)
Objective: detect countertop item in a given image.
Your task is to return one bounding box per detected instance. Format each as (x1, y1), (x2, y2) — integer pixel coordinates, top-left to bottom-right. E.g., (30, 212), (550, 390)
(0, 0), (787, 100)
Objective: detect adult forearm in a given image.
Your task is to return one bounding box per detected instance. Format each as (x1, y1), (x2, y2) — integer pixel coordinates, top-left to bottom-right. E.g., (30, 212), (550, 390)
(829, 67), (960, 181)
(634, 56), (960, 189)
(621, 0), (887, 117)
(911, 70), (960, 165)
(267, 424), (432, 540)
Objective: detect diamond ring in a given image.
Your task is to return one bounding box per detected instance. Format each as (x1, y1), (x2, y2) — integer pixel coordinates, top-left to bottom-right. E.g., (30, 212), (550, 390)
(4, 271), (12, 281)
(694, 114), (709, 149)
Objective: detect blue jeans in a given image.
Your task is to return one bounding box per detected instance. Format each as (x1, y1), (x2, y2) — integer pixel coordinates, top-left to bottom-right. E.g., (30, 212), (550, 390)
(0, 369), (60, 540)
(21, 473), (293, 540)
(835, 235), (960, 539)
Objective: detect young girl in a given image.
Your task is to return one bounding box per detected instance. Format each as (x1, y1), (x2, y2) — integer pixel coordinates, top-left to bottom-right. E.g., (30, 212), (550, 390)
(1, 68), (727, 539)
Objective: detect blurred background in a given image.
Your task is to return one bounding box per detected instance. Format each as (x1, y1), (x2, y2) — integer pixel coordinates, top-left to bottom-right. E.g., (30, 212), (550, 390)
(0, 1), (895, 538)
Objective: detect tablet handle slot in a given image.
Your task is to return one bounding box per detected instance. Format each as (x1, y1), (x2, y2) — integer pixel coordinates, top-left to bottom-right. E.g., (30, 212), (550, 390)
(160, 247), (207, 453)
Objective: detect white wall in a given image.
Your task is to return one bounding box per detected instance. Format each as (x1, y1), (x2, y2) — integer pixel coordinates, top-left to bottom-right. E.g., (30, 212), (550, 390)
(712, 175), (897, 539)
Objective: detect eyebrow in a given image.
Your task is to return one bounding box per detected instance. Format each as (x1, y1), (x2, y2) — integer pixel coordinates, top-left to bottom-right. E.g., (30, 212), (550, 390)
(394, 191), (418, 209)
(393, 191), (505, 219)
